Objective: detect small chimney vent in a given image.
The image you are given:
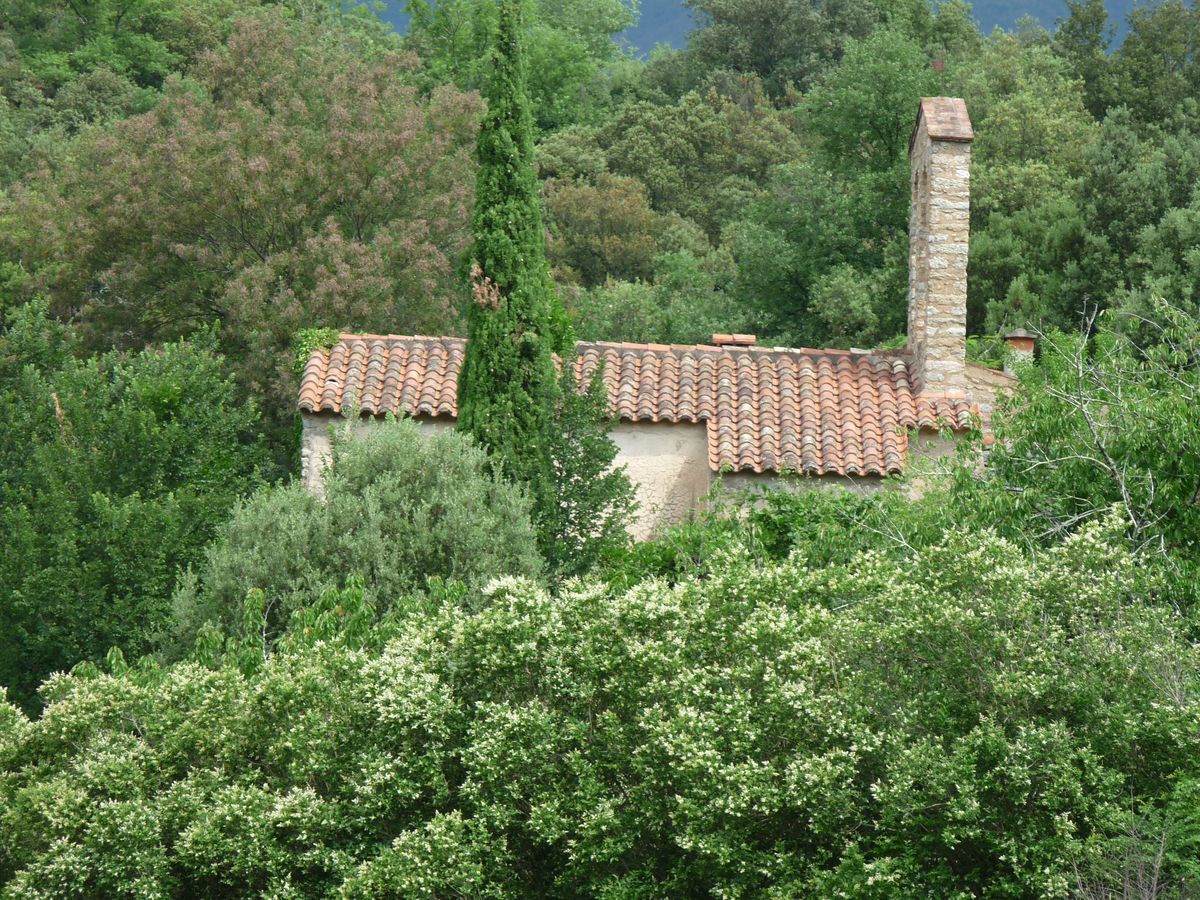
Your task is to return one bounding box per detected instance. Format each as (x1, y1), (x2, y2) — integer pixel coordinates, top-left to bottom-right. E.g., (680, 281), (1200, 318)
(1003, 328), (1036, 375)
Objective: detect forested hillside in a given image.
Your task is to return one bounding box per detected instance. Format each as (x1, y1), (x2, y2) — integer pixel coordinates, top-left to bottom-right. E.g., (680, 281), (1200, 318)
(377, 0), (1138, 50)
(1, 0), (1199, 896)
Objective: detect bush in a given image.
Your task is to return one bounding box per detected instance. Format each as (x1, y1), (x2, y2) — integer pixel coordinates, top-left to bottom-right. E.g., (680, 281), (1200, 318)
(2, 520), (1197, 896)
(171, 418), (543, 651)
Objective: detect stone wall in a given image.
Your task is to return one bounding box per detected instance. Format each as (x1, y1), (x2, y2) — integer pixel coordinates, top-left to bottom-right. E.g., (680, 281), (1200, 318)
(720, 471), (885, 497)
(965, 362), (1015, 423)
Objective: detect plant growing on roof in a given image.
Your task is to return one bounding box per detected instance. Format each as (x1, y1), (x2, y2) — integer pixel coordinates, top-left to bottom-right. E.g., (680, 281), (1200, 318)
(292, 327), (341, 378)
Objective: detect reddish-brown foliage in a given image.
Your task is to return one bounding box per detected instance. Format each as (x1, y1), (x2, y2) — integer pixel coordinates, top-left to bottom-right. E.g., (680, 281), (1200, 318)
(3, 11), (481, 421)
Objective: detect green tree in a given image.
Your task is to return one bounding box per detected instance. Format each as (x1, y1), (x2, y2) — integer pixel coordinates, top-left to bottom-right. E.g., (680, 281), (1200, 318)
(955, 36), (1097, 221)
(802, 27), (935, 179)
(543, 173), (708, 286)
(947, 34), (1101, 333)
(1, 522), (1197, 895)
(1109, 0), (1200, 125)
(969, 194), (1113, 334)
(1114, 199), (1200, 338)
(0, 59), (160, 185)
(1, 11), (481, 455)
(721, 28), (931, 349)
(540, 363), (636, 577)
(0, 1), (386, 190)
(728, 161), (882, 347)
(723, 25), (1106, 342)
(402, 0), (638, 131)
(683, 0), (877, 97)
(727, 161), (910, 348)
(983, 303), (1200, 602)
(566, 247), (741, 345)
(459, 0), (636, 564)
(1080, 107), (1176, 270)
(597, 86), (802, 239)
(0, 301), (264, 711)
(1, 0), (185, 92)
(1053, 0), (1113, 118)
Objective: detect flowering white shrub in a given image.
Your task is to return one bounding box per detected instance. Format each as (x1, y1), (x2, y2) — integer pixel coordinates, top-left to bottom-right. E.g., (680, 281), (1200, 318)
(1, 519), (1197, 897)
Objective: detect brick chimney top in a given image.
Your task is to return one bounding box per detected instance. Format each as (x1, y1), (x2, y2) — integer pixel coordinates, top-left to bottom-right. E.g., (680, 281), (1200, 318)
(1004, 328), (1036, 353)
(1003, 328), (1036, 375)
(712, 333), (756, 347)
(909, 97), (974, 151)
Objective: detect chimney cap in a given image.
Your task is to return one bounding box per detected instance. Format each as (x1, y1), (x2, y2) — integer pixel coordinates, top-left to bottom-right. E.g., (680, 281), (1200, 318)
(910, 97), (974, 152)
(1004, 329), (1037, 351)
(712, 333), (756, 347)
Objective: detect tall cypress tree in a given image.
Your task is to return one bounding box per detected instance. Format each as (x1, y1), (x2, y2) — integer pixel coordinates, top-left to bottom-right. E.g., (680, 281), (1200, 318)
(457, 0), (562, 517)
(458, 0), (634, 569)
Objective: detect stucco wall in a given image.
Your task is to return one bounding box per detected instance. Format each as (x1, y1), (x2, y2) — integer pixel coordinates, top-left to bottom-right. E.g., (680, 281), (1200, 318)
(610, 421), (712, 540)
(300, 413), (712, 539)
(300, 412), (713, 540)
(299, 414), (974, 539)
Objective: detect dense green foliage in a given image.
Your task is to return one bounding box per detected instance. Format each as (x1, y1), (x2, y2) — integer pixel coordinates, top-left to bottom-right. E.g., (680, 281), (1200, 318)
(5, 0), (1199, 436)
(540, 362), (637, 577)
(0, 301), (264, 711)
(2, 10), (481, 456)
(171, 418), (542, 653)
(3, 521), (1198, 897)
(457, 0), (565, 516)
(983, 303), (1200, 603)
(0, 0), (397, 187)
(402, 0), (639, 131)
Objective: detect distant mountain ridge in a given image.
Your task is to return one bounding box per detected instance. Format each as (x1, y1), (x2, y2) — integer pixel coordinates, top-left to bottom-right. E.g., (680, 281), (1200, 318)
(375, 0), (1133, 54)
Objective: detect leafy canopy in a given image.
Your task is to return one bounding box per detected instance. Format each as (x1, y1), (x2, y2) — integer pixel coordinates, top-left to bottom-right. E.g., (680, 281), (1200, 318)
(1, 11), (481, 455)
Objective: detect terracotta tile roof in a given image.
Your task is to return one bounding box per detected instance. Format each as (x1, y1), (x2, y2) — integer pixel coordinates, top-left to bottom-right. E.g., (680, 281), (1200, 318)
(298, 334), (980, 477)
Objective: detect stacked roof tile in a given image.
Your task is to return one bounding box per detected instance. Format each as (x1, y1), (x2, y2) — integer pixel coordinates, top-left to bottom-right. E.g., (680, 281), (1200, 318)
(298, 335), (979, 477)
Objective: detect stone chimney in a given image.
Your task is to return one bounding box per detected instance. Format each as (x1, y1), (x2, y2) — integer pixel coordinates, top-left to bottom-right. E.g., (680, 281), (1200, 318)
(907, 97), (973, 393)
